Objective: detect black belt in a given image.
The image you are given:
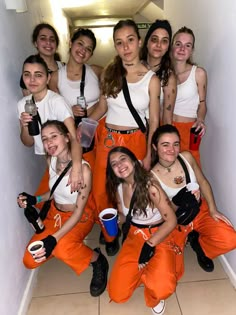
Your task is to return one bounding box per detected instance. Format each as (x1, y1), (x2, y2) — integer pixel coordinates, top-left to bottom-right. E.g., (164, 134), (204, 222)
(106, 126), (139, 134)
(131, 221), (164, 229)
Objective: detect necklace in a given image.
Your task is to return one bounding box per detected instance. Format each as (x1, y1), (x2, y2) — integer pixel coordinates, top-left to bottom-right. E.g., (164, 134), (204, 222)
(158, 160), (175, 172)
(146, 61), (161, 70)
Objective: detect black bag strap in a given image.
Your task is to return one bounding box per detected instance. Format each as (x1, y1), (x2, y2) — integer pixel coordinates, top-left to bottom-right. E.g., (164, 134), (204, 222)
(48, 160), (72, 199)
(177, 155), (190, 184)
(80, 64), (86, 97)
(122, 77), (146, 133)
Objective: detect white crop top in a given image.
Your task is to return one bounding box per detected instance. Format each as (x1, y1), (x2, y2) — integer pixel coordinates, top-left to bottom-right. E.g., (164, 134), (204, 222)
(174, 65), (199, 118)
(117, 184), (162, 224)
(58, 64), (100, 110)
(106, 70), (155, 127)
(49, 158), (90, 204)
(151, 154), (198, 200)
(17, 90), (73, 155)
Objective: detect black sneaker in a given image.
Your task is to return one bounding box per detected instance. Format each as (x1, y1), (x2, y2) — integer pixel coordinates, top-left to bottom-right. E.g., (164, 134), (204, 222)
(90, 248), (109, 297)
(105, 236), (120, 256)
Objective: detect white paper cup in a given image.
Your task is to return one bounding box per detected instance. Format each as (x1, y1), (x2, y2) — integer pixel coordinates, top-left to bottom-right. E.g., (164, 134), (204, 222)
(27, 241), (44, 256)
(186, 182), (199, 192)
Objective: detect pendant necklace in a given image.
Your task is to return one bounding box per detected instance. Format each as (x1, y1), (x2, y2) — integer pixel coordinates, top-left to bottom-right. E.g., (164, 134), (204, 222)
(158, 161), (185, 185)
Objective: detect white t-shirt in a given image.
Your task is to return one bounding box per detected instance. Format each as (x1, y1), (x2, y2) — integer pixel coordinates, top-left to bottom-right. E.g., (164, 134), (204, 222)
(17, 90), (73, 155)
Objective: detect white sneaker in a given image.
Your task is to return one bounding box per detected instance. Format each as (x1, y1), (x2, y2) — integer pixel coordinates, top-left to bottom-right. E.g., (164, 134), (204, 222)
(151, 300), (165, 315)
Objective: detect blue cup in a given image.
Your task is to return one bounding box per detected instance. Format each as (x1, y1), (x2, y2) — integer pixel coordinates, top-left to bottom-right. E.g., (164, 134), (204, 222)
(99, 208), (118, 237)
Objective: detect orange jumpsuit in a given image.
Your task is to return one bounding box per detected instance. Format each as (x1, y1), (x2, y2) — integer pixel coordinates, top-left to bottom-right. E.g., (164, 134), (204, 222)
(172, 198), (236, 278)
(108, 225), (180, 308)
(173, 121), (201, 166)
(92, 126), (147, 242)
(23, 199), (94, 275)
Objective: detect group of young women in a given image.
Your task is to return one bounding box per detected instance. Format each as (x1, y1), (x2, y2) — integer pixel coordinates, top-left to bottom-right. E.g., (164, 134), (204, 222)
(16, 19), (236, 314)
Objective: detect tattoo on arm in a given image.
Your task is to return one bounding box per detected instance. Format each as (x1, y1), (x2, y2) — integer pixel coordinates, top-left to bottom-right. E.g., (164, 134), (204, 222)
(166, 104), (172, 111)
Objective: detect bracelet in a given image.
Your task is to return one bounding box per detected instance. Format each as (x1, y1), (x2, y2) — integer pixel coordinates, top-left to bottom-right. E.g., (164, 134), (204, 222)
(36, 195), (42, 203)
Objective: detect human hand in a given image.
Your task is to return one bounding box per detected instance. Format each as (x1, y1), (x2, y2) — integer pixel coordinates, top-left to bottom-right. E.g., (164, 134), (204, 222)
(19, 192), (37, 207)
(34, 235), (57, 262)
(210, 210), (233, 227)
(138, 242), (155, 270)
(72, 105), (86, 117)
(192, 120), (206, 137)
(67, 166), (84, 193)
(20, 112), (33, 127)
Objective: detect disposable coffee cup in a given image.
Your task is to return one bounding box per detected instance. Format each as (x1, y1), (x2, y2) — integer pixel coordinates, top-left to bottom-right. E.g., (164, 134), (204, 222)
(27, 240), (44, 256)
(189, 127), (201, 151)
(186, 182), (199, 192)
(80, 118), (98, 148)
(99, 208), (118, 237)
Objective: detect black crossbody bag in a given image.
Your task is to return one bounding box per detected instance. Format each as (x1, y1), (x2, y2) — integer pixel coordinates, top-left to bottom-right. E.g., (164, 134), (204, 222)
(39, 161), (72, 220)
(121, 188), (137, 243)
(174, 155), (201, 225)
(122, 77), (147, 134)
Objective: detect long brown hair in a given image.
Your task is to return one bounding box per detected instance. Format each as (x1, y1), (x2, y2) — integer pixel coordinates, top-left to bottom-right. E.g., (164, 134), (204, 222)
(101, 19), (141, 98)
(106, 146), (160, 216)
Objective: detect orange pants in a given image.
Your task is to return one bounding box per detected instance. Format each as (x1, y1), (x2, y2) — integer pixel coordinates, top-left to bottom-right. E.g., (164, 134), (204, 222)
(92, 126), (147, 242)
(173, 199), (236, 277)
(173, 121), (201, 166)
(108, 225), (180, 308)
(23, 200), (94, 276)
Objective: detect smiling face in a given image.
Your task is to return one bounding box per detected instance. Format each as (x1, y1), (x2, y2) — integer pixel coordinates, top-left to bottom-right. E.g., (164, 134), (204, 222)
(34, 28), (58, 57)
(172, 32), (194, 63)
(109, 152), (135, 180)
(70, 35), (94, 64)
(147, 28), (170, 61)
(114, 25), (141, 63)
(154, 132), (180, 165)
(41, 125), (69, 157)
(22, 62), (49, 96)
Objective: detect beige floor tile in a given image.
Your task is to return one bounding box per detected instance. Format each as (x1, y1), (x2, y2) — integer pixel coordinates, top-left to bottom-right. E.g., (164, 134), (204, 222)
(85, 222), (101, 240)
(176, 279), (236, 315)
(100, 289), (181, 315)
(33, 239), (99, 297)
(28, 292), (98, 315)
(179, 245), (227, 283)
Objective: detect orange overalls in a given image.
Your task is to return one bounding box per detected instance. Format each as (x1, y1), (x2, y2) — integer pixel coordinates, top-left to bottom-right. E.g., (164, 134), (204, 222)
(173, 121), (201, 166)
(108, 225), (180, 308)
(173, 198), (236, 277)
(23, 198), (95, 275)
(92, 125), (147, 242)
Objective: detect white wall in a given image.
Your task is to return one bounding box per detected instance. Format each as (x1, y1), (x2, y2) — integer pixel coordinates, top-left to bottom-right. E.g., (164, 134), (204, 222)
(165, 0), (236, 273)
(0, 1), (71, 314)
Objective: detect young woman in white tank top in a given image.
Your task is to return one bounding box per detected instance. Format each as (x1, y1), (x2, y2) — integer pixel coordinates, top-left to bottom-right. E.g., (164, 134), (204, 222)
(171, 26), (207, 166)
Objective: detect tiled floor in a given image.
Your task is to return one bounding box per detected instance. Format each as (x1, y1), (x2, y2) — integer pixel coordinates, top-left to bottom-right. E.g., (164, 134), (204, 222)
(27, 224), (236, 315)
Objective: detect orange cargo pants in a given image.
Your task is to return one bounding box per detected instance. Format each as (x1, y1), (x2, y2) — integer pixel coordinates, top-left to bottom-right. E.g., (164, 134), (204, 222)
(108, 225), (181, 308)
(92, 126), (147, 242)
(173, 121), (201, 166)
(23, 200), (95, 276)
(173, 198), (236, 277)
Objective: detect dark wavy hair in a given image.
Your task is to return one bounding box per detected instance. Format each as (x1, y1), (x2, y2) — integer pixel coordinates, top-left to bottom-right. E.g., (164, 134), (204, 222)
(151, 124), (180, 168)
(71, 28), (97, 52)
(23, 54), (49, 76)
(141, 19), (173, 87)
(106, 146), (160, 216)
(32, 23), (60, 47)
(101, 19), (141, 98)
(172, 26), (196, 65)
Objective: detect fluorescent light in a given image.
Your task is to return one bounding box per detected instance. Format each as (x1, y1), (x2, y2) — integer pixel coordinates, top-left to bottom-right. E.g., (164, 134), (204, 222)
(59, 0), (94, 8)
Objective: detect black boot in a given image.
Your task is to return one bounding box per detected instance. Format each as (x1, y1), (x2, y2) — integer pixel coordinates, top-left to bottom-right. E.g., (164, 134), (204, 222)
(105, 236), (120, 256)
(90, 248), (109, 297)
(188, 230), (214, 272)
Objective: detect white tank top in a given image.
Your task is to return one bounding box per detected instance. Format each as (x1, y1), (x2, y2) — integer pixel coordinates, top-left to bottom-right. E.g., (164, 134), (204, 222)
(57, 64), (100, 110)
(151, 154), (197, 200)
(117, 184), (162, 224)
(49, 157), (90, 204)
(174, 65), (199, 118)
(106, 70), (155, 127)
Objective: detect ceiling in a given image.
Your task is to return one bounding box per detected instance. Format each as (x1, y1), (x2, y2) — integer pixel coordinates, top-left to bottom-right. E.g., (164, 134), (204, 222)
(58, 0), (164, 26)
